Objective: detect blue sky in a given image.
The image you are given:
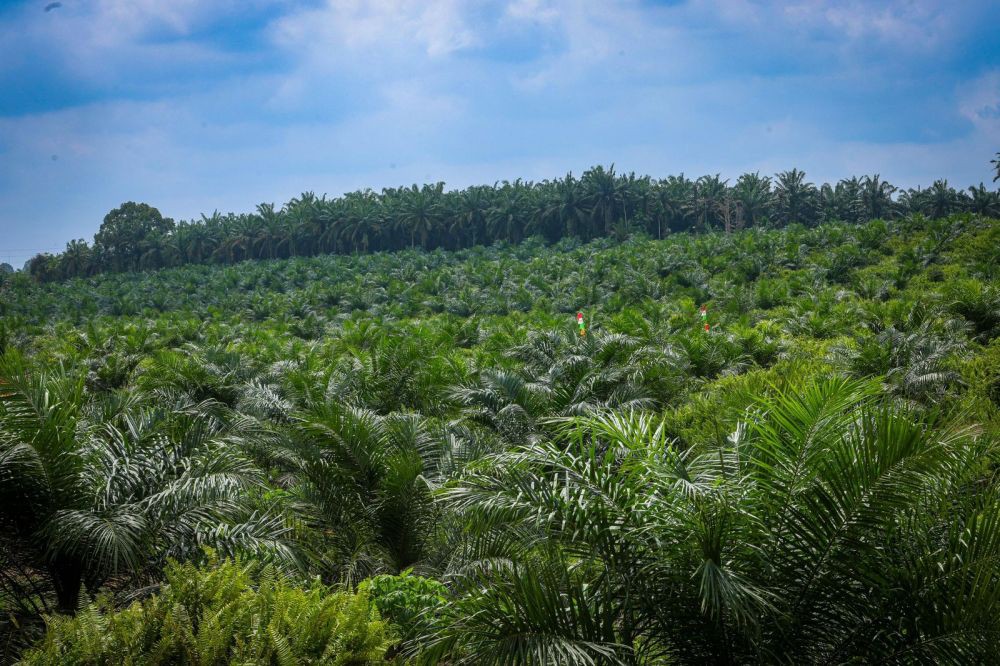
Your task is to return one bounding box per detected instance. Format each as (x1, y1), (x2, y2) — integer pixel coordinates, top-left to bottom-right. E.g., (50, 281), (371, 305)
(1, 0), (998, 267)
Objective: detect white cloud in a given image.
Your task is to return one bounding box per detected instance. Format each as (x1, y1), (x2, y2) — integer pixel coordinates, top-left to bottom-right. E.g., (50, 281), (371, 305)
(271, 0), (479, 61)
(505, 0), (560, 23)
(958, 70), (1000, 141)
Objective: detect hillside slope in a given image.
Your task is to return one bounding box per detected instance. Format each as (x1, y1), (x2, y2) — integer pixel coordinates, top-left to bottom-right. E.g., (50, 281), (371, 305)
(3, 214), (1000, 663)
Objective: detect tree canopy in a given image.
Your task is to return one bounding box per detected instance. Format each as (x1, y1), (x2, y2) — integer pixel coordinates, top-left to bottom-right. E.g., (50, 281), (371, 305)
(24, 165), (1000, 283)
(93, 201), (175, 273)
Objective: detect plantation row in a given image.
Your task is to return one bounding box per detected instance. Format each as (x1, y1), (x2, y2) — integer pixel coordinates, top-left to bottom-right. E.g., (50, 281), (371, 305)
(1, 214), (999, 663)
(21, 165), (1000, 283)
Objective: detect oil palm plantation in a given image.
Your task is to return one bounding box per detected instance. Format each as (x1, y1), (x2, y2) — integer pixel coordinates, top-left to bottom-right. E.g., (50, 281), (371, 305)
(432, 379), (1000, 663)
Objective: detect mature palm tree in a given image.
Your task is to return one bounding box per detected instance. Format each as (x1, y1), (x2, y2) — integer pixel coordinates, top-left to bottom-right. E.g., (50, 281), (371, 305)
(581, 165), (622, 237)
(138, 230), (170, 270)
(452, 184), (493, 247)
(732, 172), (772, 228)
(686, 175), (728, 231)
(252, 203), (282, 259)
(860, 174), (896, 220)
(618, 171), (652, 236)
(61, 240), (91, 278)
(286, 192), (324, 253)
(773, 169), (818, 226)
(834, 176), (865, 223)
(177, 219), (218, 263)
(396, 183), (445, 250)
(925, 179), (960, 219)
(657, 174), (695, 234)
(341, 190), (381, 254)
(547, 175), (588, 239)
(967, 183), (1000, 217)
(488, 181), (529, 244)
(215, 214), (257, 264)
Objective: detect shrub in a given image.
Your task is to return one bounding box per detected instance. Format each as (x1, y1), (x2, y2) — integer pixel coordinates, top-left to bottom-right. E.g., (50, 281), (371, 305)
(362, 569), (447, 656)
(20, 557), (393, 665)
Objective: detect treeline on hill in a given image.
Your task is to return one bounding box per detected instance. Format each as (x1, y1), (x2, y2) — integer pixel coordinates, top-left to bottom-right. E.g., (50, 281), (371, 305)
(2, 209), (1000, 663)
(21, 163), (1000, 282)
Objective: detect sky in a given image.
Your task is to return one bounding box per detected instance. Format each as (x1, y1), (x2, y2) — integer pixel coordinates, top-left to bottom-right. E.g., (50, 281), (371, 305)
(0, 0), (998, 267)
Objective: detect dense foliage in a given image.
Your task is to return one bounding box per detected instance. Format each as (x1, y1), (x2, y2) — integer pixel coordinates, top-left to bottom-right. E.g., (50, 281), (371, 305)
(21, 165), (1000, 283)
(20, 556), (392, 664)
(2, 207), (1000, 663)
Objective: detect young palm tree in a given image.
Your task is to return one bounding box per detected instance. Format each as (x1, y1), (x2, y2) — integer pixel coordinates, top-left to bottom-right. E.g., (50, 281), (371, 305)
(0, 353), (291, 614)
(265, 402), (441, 585)
(433, 378), (1000, 663)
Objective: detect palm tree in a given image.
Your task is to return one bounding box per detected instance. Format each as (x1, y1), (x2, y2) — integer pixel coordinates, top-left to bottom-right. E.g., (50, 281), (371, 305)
(177, 219), (218, 263)
(342, 190), (381, 254)
(732, 172), (772, 228)
(925, 179), (960, 219)
(487, 181), (528, 244)
(268, 403), (440, 584)
(581, 165), (622, 237)
(395, 183), (444, 250)
(433, 378), (1000, 663)
(452, 185), (493, 247)
(657, 174), (694, 234)
(837, 325), (964, 402)
(0, 353), (291, 614)
(450, 369), (551, 445)
(860, 174), (896, 220)
(252, 203), (281, 259)
(547, 175), (588, 239)
(833, 176), (865, 224)
(967, 183), (1000, 217)
(686, 175), (728, 231)
(61, 240), (91, 278)
(774, 168), (818, 226)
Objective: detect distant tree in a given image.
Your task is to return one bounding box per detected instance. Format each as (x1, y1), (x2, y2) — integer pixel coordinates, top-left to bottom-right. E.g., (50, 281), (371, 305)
(658, 174), (695, 233)
(452, 184), (493, 247)
(62, 239), (92, 278)
(968, 183), (1000, 217)
(25, 253), (60, 282)
(686, 174), (728, 231)
(582, 165), (623, 236)
(993, 151), (1000, 182)
(489, 181), (529, 244)
(399, 183), (444, 249)
(925, 180), (960, 219)
(732, 172), (773, 227)
(94, 202), (174, 272)
(860, 174), (897, 220)
(0, 262), (12, 274)
(774, 169), (818, 226)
